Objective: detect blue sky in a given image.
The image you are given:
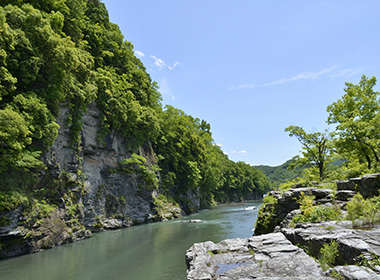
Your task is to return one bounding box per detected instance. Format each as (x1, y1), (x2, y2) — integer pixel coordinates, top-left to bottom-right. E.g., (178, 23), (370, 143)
(102, 0), (380, 166)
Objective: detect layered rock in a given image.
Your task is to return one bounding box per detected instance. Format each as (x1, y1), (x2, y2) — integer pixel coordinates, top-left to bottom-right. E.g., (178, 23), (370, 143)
(186, 232), (333, 280)
(282, 221), (380, 269)
(186, 215), (380, 279)
(335, 174), (380, 198)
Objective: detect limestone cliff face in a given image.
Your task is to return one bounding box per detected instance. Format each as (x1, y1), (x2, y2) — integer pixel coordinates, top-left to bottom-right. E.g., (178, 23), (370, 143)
(0, 103), (181, 258)
(44, 103), (165, 230)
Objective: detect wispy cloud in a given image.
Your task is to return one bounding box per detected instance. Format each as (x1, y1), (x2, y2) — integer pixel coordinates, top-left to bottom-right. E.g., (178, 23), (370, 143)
(231, 150), (248, 154)
(134, 50), (145, 58)
(150, 55), (166, 69)
(150, 55), (181, 71)
(168, 61), (180, 71)
(228, 66), (363, 91)
(329, 67), (363, 78)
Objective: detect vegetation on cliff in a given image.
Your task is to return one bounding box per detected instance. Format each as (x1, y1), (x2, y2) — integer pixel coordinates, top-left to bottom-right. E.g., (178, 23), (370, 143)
(0, 0), (269, 225)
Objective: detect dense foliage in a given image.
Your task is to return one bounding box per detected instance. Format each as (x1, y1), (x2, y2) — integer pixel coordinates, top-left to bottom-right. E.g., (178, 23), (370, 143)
(154, 105), (269, 209)
(0, 0), (269, 210)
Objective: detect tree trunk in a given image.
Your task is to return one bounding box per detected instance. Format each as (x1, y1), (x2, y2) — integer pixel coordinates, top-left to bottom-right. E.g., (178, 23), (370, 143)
(358, 139), (378, 168)
(318, 161), (324, 180)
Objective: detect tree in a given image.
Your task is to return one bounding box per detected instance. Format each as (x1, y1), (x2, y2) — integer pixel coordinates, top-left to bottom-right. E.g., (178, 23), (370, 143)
(285, 125), (331, 180)
(326, 75), (380, 169)
(0, 108), (31, 170)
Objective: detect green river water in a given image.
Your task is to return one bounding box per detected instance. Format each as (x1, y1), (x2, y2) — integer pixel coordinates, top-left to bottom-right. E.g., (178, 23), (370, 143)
(0, 201), (262, 280)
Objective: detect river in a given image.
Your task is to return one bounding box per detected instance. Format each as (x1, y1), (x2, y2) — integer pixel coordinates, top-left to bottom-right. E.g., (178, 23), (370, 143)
(0, 201), (262, 280)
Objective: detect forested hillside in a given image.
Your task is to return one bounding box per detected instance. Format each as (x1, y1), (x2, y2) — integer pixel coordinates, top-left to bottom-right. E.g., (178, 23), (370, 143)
(255, 159), (303, 189)
(0, 0), (269, 257)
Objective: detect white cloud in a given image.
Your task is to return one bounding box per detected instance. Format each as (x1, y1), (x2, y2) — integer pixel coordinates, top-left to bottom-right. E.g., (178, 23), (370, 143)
(228, 66), (363, 91)
(134, 50), (145, 58)
(328, 67), (363, 78)
(231, 150), (248, 154)
(150, 55), (166, 69)
(150, 55), (181, 71)
(168, 61), (180, 71)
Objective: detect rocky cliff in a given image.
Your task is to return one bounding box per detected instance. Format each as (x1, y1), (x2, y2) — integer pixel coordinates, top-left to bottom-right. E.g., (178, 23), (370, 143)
(46, 103), (174, 229)
(0, 102), (182, 259)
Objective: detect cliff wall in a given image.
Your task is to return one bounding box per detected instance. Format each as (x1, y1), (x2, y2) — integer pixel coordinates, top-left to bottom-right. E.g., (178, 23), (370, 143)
(0, 103), (182, 258)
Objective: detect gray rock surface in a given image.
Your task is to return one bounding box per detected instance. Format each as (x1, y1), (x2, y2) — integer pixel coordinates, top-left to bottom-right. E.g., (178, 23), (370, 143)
(45, 103), (161, 229)
(187, 178), (380, 280)
(186, 224), (380, 280)
(330, 265), (380, 280)
(282, 221), (380, 267)
(186, 232), (333, 280)
(335, 174), (380, 198)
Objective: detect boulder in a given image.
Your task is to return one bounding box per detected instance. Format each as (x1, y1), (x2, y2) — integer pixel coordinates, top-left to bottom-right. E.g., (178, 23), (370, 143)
(353, 174), (380, 199)
(335, 190), (356, 201)
(336, 180), (356, 191)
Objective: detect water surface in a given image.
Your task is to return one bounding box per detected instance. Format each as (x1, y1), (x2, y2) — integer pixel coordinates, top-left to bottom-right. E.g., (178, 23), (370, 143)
(0, 201), (262, 280)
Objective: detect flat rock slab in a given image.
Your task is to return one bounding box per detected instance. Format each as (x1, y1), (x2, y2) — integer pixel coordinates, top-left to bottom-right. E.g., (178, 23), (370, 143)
(330, 265), (380, 280)
(186, 232), (333, 280)
(282, 221), (380, 267)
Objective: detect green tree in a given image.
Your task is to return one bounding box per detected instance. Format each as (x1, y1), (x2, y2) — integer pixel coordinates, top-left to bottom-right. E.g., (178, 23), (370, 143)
(327, 75), (380, 170)
(285, 125), (331, 180)
(0, 107), (31, 170)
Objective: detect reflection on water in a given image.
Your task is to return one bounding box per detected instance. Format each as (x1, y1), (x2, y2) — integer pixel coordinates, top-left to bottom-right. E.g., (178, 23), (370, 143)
(0, 201), (262, 280)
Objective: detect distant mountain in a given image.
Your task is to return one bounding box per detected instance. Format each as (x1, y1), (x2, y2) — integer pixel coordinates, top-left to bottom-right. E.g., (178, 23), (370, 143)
(255, 159), (304, 189)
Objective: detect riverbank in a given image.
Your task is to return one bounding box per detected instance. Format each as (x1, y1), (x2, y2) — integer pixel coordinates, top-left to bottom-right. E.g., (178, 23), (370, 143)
(186, 174), (380, 279)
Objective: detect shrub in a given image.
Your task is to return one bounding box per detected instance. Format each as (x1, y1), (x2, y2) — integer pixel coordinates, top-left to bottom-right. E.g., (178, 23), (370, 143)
(254, 199), (278, 235)
(0, 191), (29, 211)
(263, 195), (277, 205)
(291, 192), (342, 226)
(119, 153), (160, 189)
(319, 240), (339, 271)
(346, 193), (380, 227)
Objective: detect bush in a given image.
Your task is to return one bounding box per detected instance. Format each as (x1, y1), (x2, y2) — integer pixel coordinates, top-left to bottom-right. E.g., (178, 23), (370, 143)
(119, 153), (160, 189)
(0, 191), (28, 211)
(319, 240), (339, 271)
(346, 193), (380, 227)
(263, 195), (277, 205)
(254, 197), (278, 235)
(291, 192), (342, 226)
